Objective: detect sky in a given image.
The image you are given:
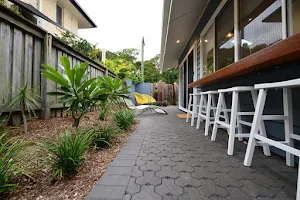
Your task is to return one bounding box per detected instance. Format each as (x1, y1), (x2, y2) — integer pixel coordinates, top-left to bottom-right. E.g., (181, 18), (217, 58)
(77, 0), (163, 60)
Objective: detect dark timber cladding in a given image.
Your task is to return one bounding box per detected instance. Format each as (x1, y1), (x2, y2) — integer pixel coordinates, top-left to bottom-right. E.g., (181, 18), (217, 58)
(178, 0), (222, 64)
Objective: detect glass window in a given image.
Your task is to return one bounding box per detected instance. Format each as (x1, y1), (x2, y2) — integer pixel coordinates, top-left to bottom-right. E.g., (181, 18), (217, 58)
(56, 4), (63, 26)
(216, 0), (234, 70)
(240, 0), (282, 58)
(202, 24), (214, 77)
(288, 0), (300, 35)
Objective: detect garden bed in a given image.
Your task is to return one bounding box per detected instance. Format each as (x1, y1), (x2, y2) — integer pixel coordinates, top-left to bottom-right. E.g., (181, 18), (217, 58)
(3, 111), (139, 200)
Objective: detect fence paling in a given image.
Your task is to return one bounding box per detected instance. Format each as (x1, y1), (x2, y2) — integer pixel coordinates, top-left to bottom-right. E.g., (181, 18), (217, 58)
(0, 6), (114, 124)
(150, 82), (178, 105)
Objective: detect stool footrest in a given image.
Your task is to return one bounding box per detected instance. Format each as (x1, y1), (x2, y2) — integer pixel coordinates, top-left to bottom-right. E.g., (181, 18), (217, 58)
(235, 133), (250, 137)
(239, 120), (252, 127)
(255, 134), (300, 157)
(217, 121), (230, 129)
(237, 112), (255, 116)
(262, 115), (286, 120)
(291, 134), (300, 141)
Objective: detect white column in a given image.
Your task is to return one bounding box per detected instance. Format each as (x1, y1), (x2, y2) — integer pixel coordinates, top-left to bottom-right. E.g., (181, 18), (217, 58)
(234, 0), (240, 62)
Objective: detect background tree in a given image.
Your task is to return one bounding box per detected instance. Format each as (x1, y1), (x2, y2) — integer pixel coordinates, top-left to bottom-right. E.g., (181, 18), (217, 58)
(143, 61), (160, 83)
(161, 68), (179, 84)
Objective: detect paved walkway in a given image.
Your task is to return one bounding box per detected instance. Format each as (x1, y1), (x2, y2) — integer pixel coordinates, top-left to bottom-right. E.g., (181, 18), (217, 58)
(87, 106), (297, 200)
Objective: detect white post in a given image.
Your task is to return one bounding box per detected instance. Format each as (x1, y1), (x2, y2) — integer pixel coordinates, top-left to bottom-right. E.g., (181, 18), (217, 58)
(234, 0), (240, 62)
(102, 48), (106, 65)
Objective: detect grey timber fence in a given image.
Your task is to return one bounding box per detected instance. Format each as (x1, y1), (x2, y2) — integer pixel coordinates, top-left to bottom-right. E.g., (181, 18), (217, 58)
(0, 5), (114, 123)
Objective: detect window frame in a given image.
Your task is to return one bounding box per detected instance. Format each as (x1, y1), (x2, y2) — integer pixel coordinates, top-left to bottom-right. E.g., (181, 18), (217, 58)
(56, 4), (63, 27)
(196, 0), (288, 77)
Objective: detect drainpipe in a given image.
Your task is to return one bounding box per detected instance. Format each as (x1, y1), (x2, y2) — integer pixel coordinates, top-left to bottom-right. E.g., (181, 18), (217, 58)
(37, 0), (43, 28)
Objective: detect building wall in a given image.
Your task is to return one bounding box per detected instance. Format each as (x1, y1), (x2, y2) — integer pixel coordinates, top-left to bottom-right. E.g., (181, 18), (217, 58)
(19, 0), (79, 36)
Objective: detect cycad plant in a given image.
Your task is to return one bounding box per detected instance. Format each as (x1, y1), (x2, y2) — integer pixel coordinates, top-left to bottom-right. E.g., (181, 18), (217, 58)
(1, 84), (40, 134)
(41, 129), (93, 177)
(41, 56), (108, 127)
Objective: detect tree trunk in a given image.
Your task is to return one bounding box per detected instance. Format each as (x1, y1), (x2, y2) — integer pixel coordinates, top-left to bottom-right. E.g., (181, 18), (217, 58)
(20, 99), (27, 134)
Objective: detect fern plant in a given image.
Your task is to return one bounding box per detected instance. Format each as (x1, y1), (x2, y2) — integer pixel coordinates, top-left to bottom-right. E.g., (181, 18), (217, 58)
(89, 125), (118, 148)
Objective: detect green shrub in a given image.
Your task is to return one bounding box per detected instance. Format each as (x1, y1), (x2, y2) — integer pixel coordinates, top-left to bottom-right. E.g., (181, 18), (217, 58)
(113, 109), (135, 130)
(89, 125), (118, 148)
(99, 101), (110, 121)
(0, 138), (25, 194)
(41, 129), (92, 177)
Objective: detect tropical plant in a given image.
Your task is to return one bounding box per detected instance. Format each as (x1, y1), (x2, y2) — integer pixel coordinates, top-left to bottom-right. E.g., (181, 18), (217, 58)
(113, 109), (135, 130)
(1, 84), (40, 134)
(88, 125), (118, 148)
(0, 138), (25, 194)
(41, 56), (108, 127)
(98, 76), (131, 107)
(41, 129), (93, 177)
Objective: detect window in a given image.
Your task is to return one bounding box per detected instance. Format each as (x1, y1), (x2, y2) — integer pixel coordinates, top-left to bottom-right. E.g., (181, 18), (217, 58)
(239, 0), (282, 58)
(287, 0), (300, 35)
(56, 4), (63, 26)
(216, 0), (234, 70)
(202, 24), (215, 77)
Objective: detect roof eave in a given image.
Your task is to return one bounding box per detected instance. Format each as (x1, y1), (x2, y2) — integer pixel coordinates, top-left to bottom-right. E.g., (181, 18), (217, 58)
(70, 0), (97, 28)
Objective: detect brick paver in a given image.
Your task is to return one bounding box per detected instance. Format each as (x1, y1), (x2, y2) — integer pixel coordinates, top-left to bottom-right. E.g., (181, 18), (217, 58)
(86, 106), (297, 200)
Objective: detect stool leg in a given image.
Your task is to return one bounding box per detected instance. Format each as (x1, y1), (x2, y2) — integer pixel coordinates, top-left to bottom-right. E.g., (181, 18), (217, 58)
(236, 100), (243, 142)
(211, 94), (217, 117)
(221, 93), (230, 135)
(186, 95), (192, 123)
(244, 89), (267, 166)
(251, 90), (271, 157)
(205, 94), (212, 136)
(228, 91), (238, 156)
(191, 95), (197, 126)
(283, 88), (294, 167)
(196, 94), (204, 129)
(211, 93), (222, 141)
(297, 164), (300, 199)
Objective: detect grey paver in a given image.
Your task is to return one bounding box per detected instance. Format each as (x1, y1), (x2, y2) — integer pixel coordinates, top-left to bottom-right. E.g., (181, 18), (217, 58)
(105, 166), (133, 175)
(87, 185), (127, 199)
(87, 107), (296, 200)
(96, 174), (130, 186)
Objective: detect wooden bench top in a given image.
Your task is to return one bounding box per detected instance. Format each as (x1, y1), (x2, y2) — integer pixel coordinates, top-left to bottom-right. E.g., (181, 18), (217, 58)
(188, 32), (300, 88)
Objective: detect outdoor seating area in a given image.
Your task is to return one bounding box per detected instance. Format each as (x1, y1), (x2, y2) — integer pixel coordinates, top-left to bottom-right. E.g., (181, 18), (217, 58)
(187, 78), (300, 199)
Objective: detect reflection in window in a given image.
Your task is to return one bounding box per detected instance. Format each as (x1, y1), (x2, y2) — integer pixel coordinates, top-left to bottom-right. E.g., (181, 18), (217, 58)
(216, 0), (234, 70)
(288, 0), (300, 35)
(202, 24), (214, 77)
(240, 0), (282, 58)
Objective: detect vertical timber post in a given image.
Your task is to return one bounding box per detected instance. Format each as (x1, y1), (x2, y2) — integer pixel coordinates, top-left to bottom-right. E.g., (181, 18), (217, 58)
(41, 33), (52, 119)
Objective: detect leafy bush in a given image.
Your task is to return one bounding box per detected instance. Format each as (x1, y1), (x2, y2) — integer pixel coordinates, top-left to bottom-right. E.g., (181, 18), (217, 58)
(0, 138), (25, 194)
(89, 125), (118, 148)
(41, 129), (92, 177)
(113, 110), (135, 130)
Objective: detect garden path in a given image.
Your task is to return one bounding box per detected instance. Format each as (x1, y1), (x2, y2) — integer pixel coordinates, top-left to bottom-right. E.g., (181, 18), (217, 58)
(87, 106), (297, 200)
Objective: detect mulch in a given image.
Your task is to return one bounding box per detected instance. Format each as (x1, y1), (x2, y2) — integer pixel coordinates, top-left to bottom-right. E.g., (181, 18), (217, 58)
(2, 111), (139, 200)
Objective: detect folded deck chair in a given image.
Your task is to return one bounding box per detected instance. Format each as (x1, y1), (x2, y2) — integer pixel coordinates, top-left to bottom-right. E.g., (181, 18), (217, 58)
(141, 94), (156, 104)
(134, 92), (149, 105)
(123, 98), (168, 116)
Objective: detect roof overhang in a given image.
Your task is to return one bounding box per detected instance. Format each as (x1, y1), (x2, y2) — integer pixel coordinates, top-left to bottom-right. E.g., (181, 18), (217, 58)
(160, 0), (209, 72)
(58, 0), (97, 29)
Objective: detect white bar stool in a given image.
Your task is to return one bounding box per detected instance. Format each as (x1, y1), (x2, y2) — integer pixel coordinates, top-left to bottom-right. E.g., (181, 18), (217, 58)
(244, 78), (300, 199)
(211, 86), (271, 156)
(195, 90), (218, 136)
(186, 93), (202, 126)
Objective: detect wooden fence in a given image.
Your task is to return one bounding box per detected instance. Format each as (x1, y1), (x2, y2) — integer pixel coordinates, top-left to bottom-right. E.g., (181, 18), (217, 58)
(151, 81), (178, 105)
(0, 6), (114, 124)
